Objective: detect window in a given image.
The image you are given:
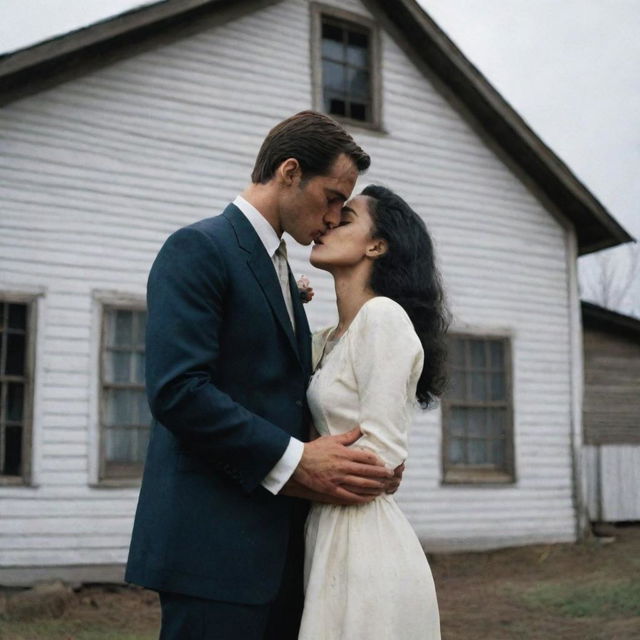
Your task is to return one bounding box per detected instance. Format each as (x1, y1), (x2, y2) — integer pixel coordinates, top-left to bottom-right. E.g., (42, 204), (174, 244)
(311, 4), (381, 128)
(100, 307), (150, 480)
(442, 335), (515, 483)
(0, 299), (34, 484)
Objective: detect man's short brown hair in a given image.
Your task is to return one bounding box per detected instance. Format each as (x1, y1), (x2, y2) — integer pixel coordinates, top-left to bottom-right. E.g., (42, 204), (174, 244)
(251, 110), (370, 184)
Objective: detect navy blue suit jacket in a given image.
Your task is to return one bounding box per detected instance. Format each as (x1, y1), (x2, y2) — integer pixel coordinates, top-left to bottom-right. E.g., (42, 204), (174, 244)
(125, 204), (312, 604)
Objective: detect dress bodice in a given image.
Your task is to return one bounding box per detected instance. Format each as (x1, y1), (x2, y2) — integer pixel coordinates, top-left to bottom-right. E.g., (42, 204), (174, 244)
(306, 296), (424, 469)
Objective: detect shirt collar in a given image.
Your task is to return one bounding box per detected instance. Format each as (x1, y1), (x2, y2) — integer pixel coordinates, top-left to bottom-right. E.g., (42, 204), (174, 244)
(233, 195), (281, 258)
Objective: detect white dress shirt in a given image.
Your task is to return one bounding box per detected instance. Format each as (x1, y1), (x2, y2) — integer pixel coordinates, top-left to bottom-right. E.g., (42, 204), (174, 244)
(233, 195), (304, 494)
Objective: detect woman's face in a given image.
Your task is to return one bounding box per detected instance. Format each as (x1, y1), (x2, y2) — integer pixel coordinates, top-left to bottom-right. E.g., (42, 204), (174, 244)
(310, 194), (384, 271)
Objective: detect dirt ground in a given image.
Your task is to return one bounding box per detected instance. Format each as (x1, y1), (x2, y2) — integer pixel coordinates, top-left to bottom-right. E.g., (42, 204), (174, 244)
(1, 524), (639, 640)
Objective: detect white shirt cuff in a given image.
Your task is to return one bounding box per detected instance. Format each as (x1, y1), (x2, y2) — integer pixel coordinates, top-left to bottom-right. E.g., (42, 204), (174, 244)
(261, 437), (304, 495)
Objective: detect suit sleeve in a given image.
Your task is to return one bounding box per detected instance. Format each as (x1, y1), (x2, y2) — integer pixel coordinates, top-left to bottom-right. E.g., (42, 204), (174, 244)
(347, 299), (424, 469)
(145, 226), (291, 493)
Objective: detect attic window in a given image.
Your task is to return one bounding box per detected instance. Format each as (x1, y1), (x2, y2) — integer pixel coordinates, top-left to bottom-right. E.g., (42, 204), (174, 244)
(312, 5), (381, 129)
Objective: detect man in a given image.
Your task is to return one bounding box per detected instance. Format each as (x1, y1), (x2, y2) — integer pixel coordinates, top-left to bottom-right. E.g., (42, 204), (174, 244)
(126, 111), (396, 639)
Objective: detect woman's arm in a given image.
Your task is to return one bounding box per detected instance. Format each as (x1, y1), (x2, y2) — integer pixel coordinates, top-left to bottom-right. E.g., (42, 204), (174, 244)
(347, 298), (424, 469)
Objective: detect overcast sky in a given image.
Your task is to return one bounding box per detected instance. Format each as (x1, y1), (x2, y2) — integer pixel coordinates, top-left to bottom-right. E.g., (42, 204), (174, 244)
(1, 0), (639, 309)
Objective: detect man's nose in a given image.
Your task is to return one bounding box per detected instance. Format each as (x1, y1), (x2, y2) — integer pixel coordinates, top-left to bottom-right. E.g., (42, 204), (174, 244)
(324, 205), (342, 228)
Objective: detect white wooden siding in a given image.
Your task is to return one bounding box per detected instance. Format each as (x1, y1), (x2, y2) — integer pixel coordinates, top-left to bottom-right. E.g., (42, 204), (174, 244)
(0, 0), (576, 575)
(584, 445), (640, 521)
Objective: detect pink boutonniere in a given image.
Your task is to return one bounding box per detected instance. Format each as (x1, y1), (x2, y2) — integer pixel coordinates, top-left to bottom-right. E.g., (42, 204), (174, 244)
(297, 275), (314, 303)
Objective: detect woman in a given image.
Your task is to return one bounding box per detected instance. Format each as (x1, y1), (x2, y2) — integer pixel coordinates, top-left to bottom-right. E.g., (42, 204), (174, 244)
(298, 185), (449, 640)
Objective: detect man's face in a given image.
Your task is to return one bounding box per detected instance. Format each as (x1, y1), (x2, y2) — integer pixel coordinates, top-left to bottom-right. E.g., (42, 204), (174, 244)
(279, 153), (359, 246)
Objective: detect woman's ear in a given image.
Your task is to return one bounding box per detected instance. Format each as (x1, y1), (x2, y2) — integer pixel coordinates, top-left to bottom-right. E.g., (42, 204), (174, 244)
(367, 238), (388, 259)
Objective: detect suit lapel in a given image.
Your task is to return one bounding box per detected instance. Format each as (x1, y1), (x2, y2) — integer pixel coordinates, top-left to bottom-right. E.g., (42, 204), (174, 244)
(224, 204), (302, 368)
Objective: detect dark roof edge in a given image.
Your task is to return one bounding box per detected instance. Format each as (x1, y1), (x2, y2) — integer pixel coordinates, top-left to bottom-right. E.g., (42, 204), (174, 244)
(0, 0), (280, 97)
(581, 300), (640, 340)
(0, 0), (217, 76)
(366, 0), (633, 256)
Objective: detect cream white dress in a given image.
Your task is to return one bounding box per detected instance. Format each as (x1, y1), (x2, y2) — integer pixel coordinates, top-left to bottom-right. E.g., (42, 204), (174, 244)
(298, 296), (441, 640)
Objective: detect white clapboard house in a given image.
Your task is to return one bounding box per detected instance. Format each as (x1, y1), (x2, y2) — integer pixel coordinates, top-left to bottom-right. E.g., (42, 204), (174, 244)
(0, 0), (633, 585)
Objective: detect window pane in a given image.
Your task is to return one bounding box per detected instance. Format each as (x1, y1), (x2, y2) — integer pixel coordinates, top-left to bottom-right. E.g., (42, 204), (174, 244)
(467, 438), (487, 465)
(106, 389), (136, 426)
(448, 437), (465, 464)
(136, 427), (150, 462)
(135, 312), (147, 348)
(348, 68), (369, 100)
(113, 310), (133, 346)
(323, 60), (346, 93)
(492, 439), (505, 467)
(347, 29), (368, 49)
(8, 304), (27, 330)
(490, 372), (506, 401)
(489, 340), (504, 370)
(348, 102), (367, 121)
(450, 338), (465, 367)
(469, 371), (486, 402)
(137, 391), (152, 425)
(346, 32), (368, 66)
(106, 427), (134, 462)
(4, 425), (22, 475)
(134, 353), (145, 384)
(449, 407), (466, 437)
(487, 408), (506, 438)
(467, 408), (486, 438)
(6, 333), (26, 375)
(470, 340), (486, 368)
(322, 22), (342, 42)
(322, 36), (343, 61)
(449, 369), (466, 402)
(7, 382), (24, 423)
(107, 351), (131, 383)
(327, 97), (346, 116)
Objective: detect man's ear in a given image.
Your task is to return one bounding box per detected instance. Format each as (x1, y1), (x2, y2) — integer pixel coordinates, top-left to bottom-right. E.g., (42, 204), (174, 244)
(367, 238), (388, 259)
(278, 158), (301, 186)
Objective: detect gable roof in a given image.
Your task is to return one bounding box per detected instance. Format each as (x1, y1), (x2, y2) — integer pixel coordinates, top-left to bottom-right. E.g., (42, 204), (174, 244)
(582, 301), (640, 342)
(0, 0), (633, 256)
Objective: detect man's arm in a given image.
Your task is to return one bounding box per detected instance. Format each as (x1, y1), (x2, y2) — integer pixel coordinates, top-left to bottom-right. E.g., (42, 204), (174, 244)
(281, 427), (393, 504)
(146, 227), (291, 493)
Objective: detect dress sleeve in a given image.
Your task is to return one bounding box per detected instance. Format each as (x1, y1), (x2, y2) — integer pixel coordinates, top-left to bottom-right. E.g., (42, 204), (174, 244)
(347, 298), (424, 469)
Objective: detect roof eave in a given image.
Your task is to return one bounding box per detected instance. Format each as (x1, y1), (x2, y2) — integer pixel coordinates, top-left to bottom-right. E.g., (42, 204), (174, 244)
(581, 300), (640, 340)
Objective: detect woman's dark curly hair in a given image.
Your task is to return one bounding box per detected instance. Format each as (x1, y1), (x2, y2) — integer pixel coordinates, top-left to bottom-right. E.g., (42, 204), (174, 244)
(361, 185), (450, 409)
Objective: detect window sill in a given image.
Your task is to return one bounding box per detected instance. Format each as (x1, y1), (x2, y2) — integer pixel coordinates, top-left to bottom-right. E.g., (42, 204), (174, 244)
(331, 115), (388, 135)
(443, 468), (515, 486)
(92, 478), (142, 489)
(0, 476), (34, 487)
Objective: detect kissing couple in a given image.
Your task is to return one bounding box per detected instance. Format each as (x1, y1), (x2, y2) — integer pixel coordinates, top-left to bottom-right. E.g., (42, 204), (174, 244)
(126, 110), (448, 639)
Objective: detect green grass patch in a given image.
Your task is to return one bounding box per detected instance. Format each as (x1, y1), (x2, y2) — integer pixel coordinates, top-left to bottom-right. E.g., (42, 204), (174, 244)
(0, 619), (156, 640)
(521, 578), (640, 619)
